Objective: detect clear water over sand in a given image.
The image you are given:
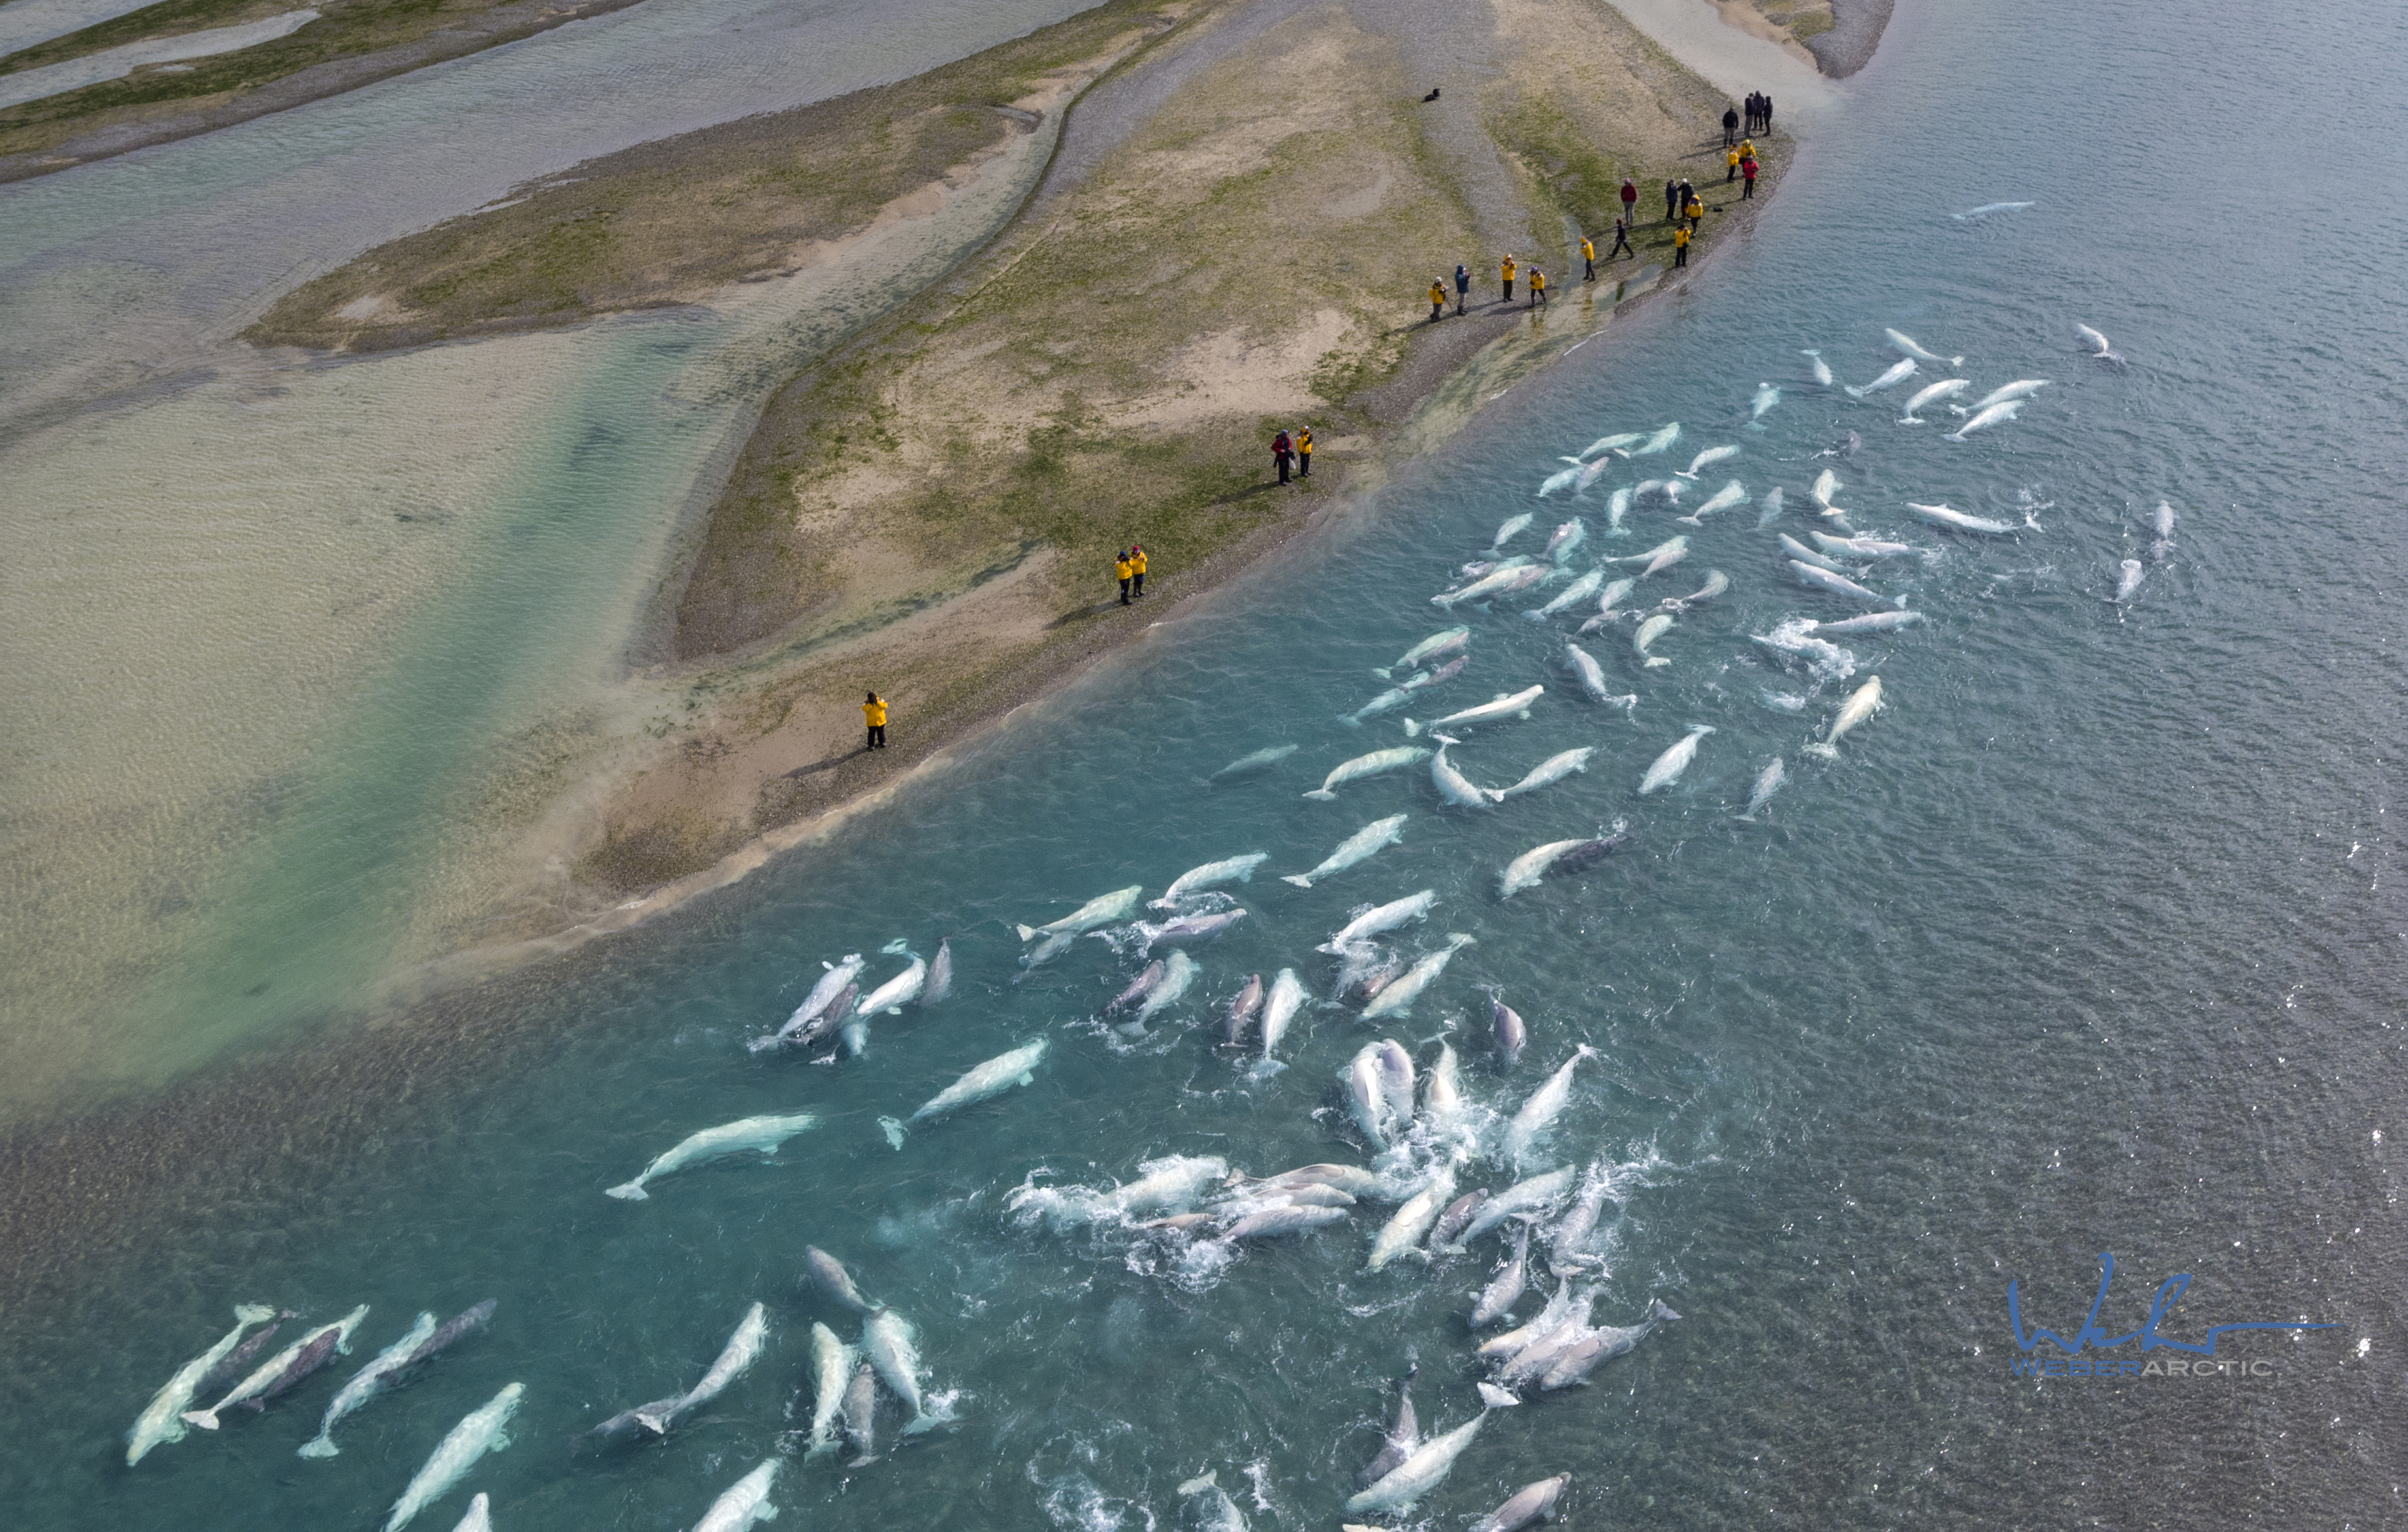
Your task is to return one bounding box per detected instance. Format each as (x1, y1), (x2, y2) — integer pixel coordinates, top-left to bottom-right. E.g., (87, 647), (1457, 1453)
(7, 0), (2408, 1525)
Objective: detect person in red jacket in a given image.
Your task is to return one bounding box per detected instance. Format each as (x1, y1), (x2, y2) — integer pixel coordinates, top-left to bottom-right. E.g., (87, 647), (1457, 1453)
(1741, 154), (1759, 199)
(1620, 177), (1638, 228)
(1272, 430), (1292, 485)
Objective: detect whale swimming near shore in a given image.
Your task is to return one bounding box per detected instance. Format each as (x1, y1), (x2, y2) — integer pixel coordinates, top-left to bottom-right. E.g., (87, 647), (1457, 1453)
(1498, 835), (1626, 898)
(1573, 430), (1644, 461)
(1403, 685), (1543, 738)
(1155, 853), (1270, 907)
(125, 1305), (278, 1464)
(1675, 444), (1738, 480)
(1885, 327), (1962, 367)
(1790, 559), (1903, 608)
(1284, 814), (1409, 887)
(385, 1382), (522, 1532)
(1844, 358), (1917, 398)
(881, 1038), (1048, 1146)
(607, 1113), (818, 1199)
(1430, 734), (1497, 809)
(184, 1305), (370, 1430)
(1677, 480), (1746, 525)
(1209, 743), (1298, 781)
(1016, 885), (1144, 941)
(1377, 627), (1469, 677)
(1488, 747), (1592, 802)
(1305, 746), (1432, 800)
(1361, 934), (1475, 1020)
(754, 953), (864, 1051)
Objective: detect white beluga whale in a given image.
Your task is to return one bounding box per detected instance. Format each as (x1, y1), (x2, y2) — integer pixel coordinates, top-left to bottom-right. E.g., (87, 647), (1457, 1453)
(1905, 500), (2034, 535)
(1804, 676), (1884, 758)
(1885, 327), (1962, 367)
(1750, 383), (1780, 421)
(2149, 499), (2177, 561)
(1497, 835), (1626, 898)
(1344, 1409), (1494, 1515)
(1560, 641), (1633, 706)
(1208, 743), (1297, 781)
(1429, 734), (1497, 809)
(1368, 1165), (1458, 1271)
(1955, 200), (2034, 218)
(1632, 612), (1675, 667)
(1812, 610), (1925, 634)
(1844, 358), (1917, 399)
(634, 1304), (769, 1436)
(1260, 968), (1310, 1058)
(1501, 1046), (1595, 1169)
(2076, 323), (2124, 363)
(1637, 725), (1713, 794)
(1543, 519), (1586, 561)
(1283, 813), (1408, 888)
(1304, 746), (1432, 800)
(1154, 853), (1270, 907)
(1488, 747), (1592, 802)
(1136, 949), (1198, 1024)
(1377, 627), (1469, 677)
(383, 1382), (522, 1532)
(1677, 480), (1746, 526)
(1630, 421), (1680, 455)
(1015, 885), (1144, 941)
(1402, 684), (1543, 738)
(1573, 430), (1643, 461)
(1675, 444), (1739, 480)
(1955, 378), (2049, 414)
(1944, 398), (2023, 441)
(806, 1324), (855, 1457)
(882, 1039), (1046, 1146)
(607, 1113), (818, 1200)
(184, 1305), (370, 1430)
(1321, 889), (1438, 951)
(1528, 566), (1605, 619)
(1780, 532), (1855, 576)
(125, 1305), (278, 1465)
(2115, 558), (2145, 604)
(1897, 377), (1970, 421)
(1459, 1167), (1579, 1245)
(757, 953), (864, 1052)
(1604, 485), (1635, 535)
(1470, 1475), (1571, 1532)
(692, 1460), (782, 1532)
(1360, 934), (1475, 1020)
(1790, 560), (1903, 608)
(1536, 464), (1581, 497)
(1490, 512), (1534, 549)
(1756, 484), (1785, 526)
(861, 1307), (950, 1435)
(1810, 530), (1927, 561)
(296, 1312), (435, 1458)
(1180, 1469), (1251, 1532)
(1737, 757), (1787, 821)
(1801, 349), (1834, 386)
(1472, 1225), (1533, 1324)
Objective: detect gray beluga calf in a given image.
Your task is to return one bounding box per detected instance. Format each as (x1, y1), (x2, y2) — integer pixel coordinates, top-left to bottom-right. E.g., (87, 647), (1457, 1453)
(1403, 684), (1545, 739)
(1945, 397), (2025, 440)
(803, 1247), (882, 1314)
(1471, 1475), (1571, 1532)
(1154, 853), (1270, 908)
(637, 1303), (769, 1435)
(1632, 611), (1675, 667)
(840, 1361), (879, 1463)
(1488, 747), (1593, 802)
(1800, 349), (1834, 386)
(807, 1325), (858, 1457)
(1885, 327), (1963, 367)
(1429, 734), (1498, 810)
(1224, 973), (1265, 1047)
(1898, 377), (1971, 421)
(1790, 559), (1903, 609)
(693, 1459), (782, 1532)
(1538, 1299), (1683, 1388)
(1501, 1047), (1595, 1170)
(863, 1307), (948, 1435)
(1179, 1469), (1251, 1532)
(1105, 960), (1166, 1017)
(1368, 1164), (1458, 1271)
(125, 1304), (278, 1465)
(2114, 559), (2145, 604)
(1804, 676), (1884, 759)
(297, 1311), (436, 1458)
(1494, 1288), (1602, 1388)
(607, 1112), (818, 1200)
(1675, 444), (1739, 480)
(1529, 566), (1605, 619)
(880, 1038), (1047, 1146)
(1374, 1039), (1418, 1128)
(921, 937), (952, 1005)
(1378, 626), (1470, 678)
(1136, 950), (1199, 1024)
(1283, 813), (1409, 888)
(1481, 986), (1528, 1065)
(384, 1382), (523, 1532)
(1677, 480), (1747, 526)
(1358, 1376), (1421, 1486)
(1132, 907), (1247, 955)
(1904, 500), (2034, 534)
(1016, 885), (1145, 941)
(1543, 518), (1586, 561)
(1321, 889), (1437, 952)
(1344, 1408), (1494, 1515)
(1304, 747), (1431, 801)
(1209, 743), (1298, 781)
(754, 953), (865, 1052)
(1471, 1224), (1533, 1324)
(1430, 1188), (1490, 1250)
(1361, 934), (1475, 1021)
(193, 1307), (299, 1398)
(1638, 725), (1714, 794)
(185, 1304), (370, 1429)
(1844, 357), (1918, 398)
(1737, 757), (1788, 821)
(1458, 1166), (1579, 1247)
(1497, 835), (1626, 898)
(1260, 968), (1310, 1058)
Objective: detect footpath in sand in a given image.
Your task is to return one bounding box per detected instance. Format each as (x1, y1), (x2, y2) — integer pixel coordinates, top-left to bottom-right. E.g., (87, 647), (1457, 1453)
(257, 0), (1823, 954)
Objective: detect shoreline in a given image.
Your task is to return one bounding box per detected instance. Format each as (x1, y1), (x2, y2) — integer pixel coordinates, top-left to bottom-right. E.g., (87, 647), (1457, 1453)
(0, 0), (1884, 1306)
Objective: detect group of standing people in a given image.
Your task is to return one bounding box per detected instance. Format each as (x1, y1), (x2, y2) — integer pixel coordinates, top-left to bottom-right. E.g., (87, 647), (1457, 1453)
(1114, 544), (1149, 603)
(1270, 427), (1313, 485)
(1722, 93), (1773, 144)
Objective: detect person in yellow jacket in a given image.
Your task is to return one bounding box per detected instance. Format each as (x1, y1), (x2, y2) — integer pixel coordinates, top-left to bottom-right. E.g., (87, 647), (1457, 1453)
(1686, 195), (1705, 228)
(1500, 254), (1517, 302)
(1739, 137), (1757, 162)
(1581, 235), (1596, 282)
(1673, 222), (1691, 268)
(1528, 267), (1547, 308)
(1114, 549), (1134, 605)
(863, 691), (888, 750)
(1429, 278), (1447, 322)
(1726, 144), (1741, 182)
(1130, 544), (1148, 595)
(1295, 428), (1312, 479)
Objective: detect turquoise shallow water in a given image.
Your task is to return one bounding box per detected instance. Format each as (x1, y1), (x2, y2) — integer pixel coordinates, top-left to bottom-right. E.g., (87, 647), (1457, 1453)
(9, 0), (2408, 1525)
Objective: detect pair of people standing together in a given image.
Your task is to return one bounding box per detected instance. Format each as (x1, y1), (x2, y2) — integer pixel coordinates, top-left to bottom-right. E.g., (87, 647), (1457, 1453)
(1115, 545), (1149, 604)
(1271, 428), (1311, 483)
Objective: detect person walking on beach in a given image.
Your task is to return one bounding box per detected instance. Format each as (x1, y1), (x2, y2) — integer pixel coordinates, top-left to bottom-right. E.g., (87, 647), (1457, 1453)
(1722, 103), (1739, 146)
(1607, 216), (1633, 258)
(1131, 544), (1148, 595)
(1620, 176), (1638, 228)
(1429, 278), (1447, 322)
(1528, 267), (1547, 308)
(1581, 235), (1596, 282)
(1673, 223), (1691, 268)
(1296, 427), (1313, 478)
(1664, 177), (1678, 222)
(1114, 549), (1134, 604)
(1454, 263), (1470, 314)
(863, 691), (888, 749)
(1741, 153), (1758, 199)
(1500, 253), (1516, 303)
(1272, 431), (1293, 485)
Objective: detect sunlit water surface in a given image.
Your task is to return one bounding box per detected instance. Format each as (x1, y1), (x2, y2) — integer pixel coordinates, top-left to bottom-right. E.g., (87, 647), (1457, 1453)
(7, 0), (2408, 1526)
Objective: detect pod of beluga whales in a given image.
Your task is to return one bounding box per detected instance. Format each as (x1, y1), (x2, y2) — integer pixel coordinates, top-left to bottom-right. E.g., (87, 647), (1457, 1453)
(118, 321), (2162, 1532)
